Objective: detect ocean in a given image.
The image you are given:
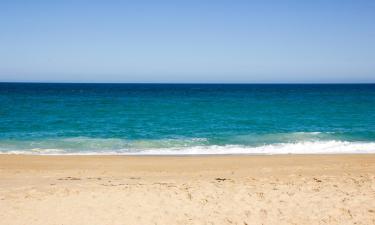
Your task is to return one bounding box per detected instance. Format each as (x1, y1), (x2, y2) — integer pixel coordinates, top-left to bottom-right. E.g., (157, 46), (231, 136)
(0, 83), (374, 155)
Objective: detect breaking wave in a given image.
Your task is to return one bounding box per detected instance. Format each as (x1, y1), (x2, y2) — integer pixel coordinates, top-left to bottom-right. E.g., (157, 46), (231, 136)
(0, 132), (375, 155)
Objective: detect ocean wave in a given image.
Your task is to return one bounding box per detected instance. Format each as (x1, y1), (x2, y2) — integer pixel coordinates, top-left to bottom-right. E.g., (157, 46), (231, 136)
(1, 132), (375, 155)
(126, 141), (375, 155)
(1, 140), (375, 155)
(0, 136), (209, 153)
(223, 132), (336, 145)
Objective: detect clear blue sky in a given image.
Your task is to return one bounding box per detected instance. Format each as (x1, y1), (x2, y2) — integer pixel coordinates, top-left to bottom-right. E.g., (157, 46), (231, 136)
(0, 0), (374, 83)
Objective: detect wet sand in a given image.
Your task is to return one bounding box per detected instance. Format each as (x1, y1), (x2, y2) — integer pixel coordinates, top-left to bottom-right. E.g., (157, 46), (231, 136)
(1, 154), (375, 225)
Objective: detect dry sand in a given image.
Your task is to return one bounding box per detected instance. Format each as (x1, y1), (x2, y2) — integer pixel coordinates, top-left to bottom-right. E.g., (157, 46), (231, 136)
(1, 154), (375, 225)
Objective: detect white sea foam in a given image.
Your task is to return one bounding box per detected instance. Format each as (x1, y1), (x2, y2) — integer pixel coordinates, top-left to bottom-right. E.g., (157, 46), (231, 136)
(2, 141), (375, 155)
(128, 141), (375, 155)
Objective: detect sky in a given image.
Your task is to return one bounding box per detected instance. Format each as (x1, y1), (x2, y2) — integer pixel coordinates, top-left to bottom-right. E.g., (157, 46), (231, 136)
(0, 0), (374, 83)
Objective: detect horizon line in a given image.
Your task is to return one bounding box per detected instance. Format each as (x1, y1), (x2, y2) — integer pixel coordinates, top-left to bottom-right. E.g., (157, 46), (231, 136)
(0, 81), (374, 85)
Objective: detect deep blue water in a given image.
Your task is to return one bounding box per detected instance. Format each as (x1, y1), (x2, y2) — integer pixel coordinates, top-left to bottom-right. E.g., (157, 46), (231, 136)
(0, 83), (374, 154)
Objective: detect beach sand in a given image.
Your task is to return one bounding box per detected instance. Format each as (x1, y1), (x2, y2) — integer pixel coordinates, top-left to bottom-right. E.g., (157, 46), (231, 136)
(1, 155), (375, 225)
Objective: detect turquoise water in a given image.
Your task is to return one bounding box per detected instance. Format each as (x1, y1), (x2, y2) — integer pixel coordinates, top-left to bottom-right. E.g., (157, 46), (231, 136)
(1, 83), (375, 154)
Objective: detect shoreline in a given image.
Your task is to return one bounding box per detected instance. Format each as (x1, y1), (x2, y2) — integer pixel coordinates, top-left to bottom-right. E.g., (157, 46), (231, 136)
(2, 153), (375, 170)
(1, 151), (375, 156)
(1, 154), (375, 224)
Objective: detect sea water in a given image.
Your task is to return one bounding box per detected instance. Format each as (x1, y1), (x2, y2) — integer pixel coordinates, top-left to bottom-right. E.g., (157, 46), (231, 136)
(0, 83), (374, 155)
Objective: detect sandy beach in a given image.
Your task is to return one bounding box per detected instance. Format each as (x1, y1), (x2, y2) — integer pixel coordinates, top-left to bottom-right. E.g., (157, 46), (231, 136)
(1, 154), (375, 225)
